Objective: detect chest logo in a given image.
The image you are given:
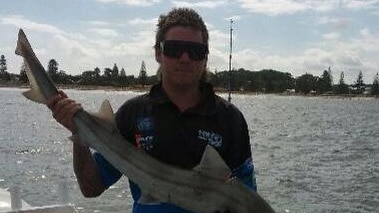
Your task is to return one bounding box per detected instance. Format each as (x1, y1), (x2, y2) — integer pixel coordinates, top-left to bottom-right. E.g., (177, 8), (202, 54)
(198, 130), (222, 148)
(136, 117), (154, 151)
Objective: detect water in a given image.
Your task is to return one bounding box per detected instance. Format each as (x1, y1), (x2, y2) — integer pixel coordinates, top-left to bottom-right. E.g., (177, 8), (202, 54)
(0, 88), (378, 213)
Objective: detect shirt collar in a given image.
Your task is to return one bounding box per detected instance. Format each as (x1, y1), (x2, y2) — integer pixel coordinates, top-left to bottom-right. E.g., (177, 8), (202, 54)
(148, 82), (216, 115)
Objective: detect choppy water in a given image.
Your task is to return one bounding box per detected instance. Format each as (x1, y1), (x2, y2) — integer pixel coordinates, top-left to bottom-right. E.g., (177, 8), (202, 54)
(0, 87), (378, 213)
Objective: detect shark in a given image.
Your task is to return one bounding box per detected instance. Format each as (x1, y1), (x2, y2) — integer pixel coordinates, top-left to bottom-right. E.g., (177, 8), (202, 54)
(15, 28), (276, 213)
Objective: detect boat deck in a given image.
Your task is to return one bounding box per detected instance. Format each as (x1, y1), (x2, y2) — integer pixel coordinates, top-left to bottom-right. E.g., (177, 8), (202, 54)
(0, 188), (77, 213)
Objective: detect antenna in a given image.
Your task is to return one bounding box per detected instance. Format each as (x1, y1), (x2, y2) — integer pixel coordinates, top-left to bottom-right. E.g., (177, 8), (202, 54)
(228, 19), (233, 102)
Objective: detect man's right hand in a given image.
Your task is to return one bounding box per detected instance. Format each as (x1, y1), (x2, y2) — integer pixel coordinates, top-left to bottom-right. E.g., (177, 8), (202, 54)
(47, 90), (82, 133)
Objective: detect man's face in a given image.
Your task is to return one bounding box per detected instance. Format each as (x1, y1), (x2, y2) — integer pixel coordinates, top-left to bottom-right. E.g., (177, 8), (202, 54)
(156, 26), (208, 89)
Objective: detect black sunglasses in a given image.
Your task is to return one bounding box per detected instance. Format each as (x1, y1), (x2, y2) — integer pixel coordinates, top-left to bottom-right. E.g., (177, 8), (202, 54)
(160, 40), (209, 61)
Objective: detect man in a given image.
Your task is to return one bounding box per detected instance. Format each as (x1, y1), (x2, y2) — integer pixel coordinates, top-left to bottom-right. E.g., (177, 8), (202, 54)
(48, 7), (257, 213)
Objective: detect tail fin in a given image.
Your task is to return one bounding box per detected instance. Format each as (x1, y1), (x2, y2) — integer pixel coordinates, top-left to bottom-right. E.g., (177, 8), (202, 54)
(15, 29), (34, 57)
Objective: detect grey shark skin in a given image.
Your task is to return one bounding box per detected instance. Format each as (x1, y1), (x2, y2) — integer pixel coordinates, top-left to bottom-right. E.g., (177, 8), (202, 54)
(15, 28), (276, 213)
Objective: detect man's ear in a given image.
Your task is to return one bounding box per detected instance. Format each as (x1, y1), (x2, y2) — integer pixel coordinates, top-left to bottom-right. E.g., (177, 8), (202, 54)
(204, 56), (208, 68)
(155, 49), (162, 63)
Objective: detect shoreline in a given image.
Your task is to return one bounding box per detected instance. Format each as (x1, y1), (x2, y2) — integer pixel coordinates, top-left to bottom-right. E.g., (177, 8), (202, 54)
(1, 83), (378, 99)
(0, 83), (150, 92)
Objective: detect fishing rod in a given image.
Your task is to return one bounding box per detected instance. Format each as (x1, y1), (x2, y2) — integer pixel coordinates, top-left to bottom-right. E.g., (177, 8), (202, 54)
(228, 19), (233, 102)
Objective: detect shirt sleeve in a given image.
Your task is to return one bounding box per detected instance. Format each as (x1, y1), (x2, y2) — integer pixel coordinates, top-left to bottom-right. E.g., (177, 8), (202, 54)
(92, 151), (122, 188)
(231, 157), (257, 192)
(228, 106), (257, 192)
(90, 100), (136, 189)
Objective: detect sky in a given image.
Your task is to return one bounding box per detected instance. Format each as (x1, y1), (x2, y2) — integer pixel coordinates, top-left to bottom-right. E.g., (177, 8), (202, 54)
(1, 0), (379, 84)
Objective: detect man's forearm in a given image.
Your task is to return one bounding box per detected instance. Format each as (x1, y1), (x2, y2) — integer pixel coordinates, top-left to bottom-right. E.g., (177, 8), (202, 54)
(73, 142), (106, 197)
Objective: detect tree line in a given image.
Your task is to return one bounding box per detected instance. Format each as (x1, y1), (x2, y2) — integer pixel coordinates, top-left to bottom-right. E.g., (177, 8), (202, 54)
(1, 54), (378, 95)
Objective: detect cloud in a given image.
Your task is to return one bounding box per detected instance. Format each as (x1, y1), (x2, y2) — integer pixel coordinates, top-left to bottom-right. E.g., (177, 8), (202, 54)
(54, 34), (95, 58)
(127, 18), (157, 26)
(2, 0), (378, 83)
(96, 0), (161, 6)
(111, 30), (155, 56)
(86, 21), (111, 27)
(1, 15), (62, 34)
(236, 0), (379, 16)
(1, 15), (89, 41)
(88, 28), (119, 38)
(171, 1), (227, 8)
(344, 0), (379, 10)
(322, 32), (340, 40)
(360, 28), (371, 36)
(0, 13), (160, 76)
(209, 29), (229, 48)
(315, 16), (350, 30)
(224, 16), (242, 22)
(209, 27), (379, 84)
(236, 0), (309, 16)
(356, 28), (379, 52)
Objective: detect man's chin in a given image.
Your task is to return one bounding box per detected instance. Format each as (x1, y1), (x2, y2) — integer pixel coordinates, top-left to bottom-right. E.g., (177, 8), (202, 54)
(172, 78), (198, 88)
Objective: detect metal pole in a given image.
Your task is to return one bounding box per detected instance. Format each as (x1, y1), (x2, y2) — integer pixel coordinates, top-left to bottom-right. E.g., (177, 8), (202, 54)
(10, 186), (22, 210)
(228, 19), (233, 102)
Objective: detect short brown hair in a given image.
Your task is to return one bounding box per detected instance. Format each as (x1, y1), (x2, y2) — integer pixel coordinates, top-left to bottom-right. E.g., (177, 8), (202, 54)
(154, 8), (209, 50)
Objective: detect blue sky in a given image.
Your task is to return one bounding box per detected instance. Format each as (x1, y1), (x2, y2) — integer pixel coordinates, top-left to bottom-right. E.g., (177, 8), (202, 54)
(1, 0), (379, 84)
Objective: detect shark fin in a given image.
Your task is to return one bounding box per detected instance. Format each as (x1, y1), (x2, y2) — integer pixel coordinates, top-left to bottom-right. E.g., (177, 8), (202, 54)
(15, 29), (34, 57)
(90, 100), (115, 123)
(194, 145), (231, 180)
(17, 29), (47, 104)
(22, 87), (46, 104)
(22, 57), (46, 104)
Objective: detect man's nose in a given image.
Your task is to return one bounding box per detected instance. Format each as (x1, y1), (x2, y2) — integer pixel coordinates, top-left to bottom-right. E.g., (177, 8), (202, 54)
(178, 51), (191, 61)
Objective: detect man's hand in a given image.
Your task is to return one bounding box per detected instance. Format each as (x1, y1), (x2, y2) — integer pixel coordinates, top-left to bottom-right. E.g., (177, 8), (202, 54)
(47, 90), (82, 133)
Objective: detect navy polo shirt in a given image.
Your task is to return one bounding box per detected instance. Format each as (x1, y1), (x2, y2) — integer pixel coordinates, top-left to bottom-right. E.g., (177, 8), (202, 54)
(93, 82), (256, 213)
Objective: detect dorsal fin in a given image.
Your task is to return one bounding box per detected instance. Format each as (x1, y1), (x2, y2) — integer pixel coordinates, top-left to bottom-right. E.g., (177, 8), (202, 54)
(70, 100), (114, 145)
(90, 100), (115, 123)
(193, 145), (231, 180)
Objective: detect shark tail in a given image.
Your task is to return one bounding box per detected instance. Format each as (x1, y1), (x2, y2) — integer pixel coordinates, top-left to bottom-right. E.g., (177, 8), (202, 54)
(15, 29), (53, 104)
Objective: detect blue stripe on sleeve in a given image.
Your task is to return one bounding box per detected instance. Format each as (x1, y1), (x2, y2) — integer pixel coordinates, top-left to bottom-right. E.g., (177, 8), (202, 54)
(231, 157), (257, 192)
(92, 151), (122, 188)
